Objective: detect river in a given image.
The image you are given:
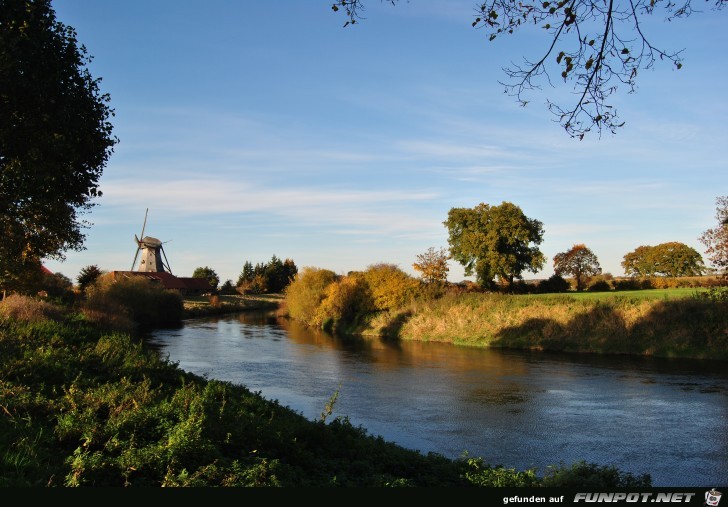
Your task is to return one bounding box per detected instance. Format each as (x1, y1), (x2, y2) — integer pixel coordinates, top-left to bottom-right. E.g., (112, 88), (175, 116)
(147, 310), (728, 487)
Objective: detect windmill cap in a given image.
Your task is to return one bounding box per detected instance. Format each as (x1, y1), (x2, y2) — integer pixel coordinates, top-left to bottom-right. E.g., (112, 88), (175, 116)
(141, 236), (162, 247)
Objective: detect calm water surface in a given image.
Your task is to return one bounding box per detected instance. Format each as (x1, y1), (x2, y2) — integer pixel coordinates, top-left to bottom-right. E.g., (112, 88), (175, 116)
(147, 311), (728, 487)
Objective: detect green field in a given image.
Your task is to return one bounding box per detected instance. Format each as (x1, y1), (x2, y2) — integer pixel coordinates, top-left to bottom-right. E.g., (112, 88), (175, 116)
(525, 287), (708, 301)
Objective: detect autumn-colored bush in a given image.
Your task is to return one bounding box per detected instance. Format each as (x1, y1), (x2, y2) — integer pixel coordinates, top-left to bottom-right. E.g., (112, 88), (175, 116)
(360, 263), (420, 312)
(283, 267), (338, 327)
(316, 275), (374, 332)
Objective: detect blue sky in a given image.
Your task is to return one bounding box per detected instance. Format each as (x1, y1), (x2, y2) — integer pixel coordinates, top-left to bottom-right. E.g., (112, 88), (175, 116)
(44, 0), (727, 285)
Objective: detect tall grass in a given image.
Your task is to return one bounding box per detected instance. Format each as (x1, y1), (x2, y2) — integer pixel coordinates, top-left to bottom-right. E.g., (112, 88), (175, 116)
(390, 292), (728, 359)
(0, 294), (64, 322)
(82, 275), (183, 330)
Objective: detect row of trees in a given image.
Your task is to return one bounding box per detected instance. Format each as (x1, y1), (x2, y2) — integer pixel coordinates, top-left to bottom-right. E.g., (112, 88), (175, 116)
(236, 255), (298, 294)
(411, 197), (727, 291)
(190, 255), (298, 295)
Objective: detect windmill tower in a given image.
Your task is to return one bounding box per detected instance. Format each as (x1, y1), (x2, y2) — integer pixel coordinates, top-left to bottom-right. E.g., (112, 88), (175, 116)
(131, 208), (173, 274)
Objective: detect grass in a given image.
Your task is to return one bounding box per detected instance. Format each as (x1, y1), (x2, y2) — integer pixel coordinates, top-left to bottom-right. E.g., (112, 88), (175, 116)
(525, 287), (707, 301)
(350, 289), (728, 360)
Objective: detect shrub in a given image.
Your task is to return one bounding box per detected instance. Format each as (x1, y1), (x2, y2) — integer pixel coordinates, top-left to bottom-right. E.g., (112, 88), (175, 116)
(0, 294), (64, 323)
(536, 274), (570, 293)
(283, 267), (338, 326)
(613, 278), (642, 291)
(83, 274), (183, 329)
(695, 286), (728, 303)
(460, 456), (539, 486)
(41, 272), (74, 301)
(508, 280), (534, 294)
(360, 263), (419, 312)
(541, 461), (651, 487)
(316, 275), (374, 332)
(587, 280), (612, 292)
(639, 278), (654, 290)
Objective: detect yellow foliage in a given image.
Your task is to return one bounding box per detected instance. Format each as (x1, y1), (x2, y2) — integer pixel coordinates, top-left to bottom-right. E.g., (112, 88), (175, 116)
(316, 275), (373, 329)
(361, 263), (420, 311)
(283, 267), (338, 326)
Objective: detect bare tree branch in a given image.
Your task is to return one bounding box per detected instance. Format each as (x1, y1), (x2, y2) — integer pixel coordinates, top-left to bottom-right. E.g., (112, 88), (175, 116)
(330, 0), (726, 139)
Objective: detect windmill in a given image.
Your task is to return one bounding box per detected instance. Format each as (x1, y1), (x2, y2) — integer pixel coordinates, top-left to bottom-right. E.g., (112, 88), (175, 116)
(131, 208), (173, 274)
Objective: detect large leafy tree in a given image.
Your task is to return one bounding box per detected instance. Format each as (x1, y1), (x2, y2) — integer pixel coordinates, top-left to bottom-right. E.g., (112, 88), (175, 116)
(651, 242), (705, 277)
(621, 245), (655, 277)
(621, 242), (704, 277)
(0, 0), (116, 293)
(192, 266), (220, 290)
(331, 0), (726, 139)
(699, 195), (728, 278)
(553, 243), (602, 291)
(444, 201), (545, 288)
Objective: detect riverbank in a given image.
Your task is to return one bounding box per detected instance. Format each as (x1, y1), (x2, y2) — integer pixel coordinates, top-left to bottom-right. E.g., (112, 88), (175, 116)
(0, 294), (651, 487)
(182, 293), (283, 318)
(335, 291), (728, 361)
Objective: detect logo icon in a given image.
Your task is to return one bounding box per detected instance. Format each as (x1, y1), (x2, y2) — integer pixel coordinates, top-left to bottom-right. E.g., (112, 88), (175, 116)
(706, 489), (722, 507)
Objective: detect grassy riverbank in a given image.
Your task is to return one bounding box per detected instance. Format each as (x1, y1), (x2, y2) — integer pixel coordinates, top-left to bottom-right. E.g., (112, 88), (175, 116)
(182, 293), (283, 318)
(305, 289), (728, 361)
(0, 294), (653, 487)
(282, 265), (727, 361)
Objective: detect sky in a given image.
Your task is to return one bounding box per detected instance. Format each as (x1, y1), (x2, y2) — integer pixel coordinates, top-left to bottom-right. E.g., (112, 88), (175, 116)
(44, 0), (727, 285)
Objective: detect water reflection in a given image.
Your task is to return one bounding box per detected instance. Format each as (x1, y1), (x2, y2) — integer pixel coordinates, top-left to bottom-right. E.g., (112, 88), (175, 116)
(149, 311), (728, 487)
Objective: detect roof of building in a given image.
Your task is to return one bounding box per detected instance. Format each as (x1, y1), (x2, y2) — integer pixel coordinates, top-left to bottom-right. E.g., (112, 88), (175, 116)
(109, 271), (213, 291)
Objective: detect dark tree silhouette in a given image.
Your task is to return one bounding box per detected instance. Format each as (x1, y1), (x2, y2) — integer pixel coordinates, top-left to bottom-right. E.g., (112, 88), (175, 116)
(1, 0), (117, 293)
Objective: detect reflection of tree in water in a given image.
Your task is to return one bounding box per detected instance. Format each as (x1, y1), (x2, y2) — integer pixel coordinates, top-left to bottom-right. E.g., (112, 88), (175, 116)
(467, 386), (530, 410)
(273, 311), (540, 379)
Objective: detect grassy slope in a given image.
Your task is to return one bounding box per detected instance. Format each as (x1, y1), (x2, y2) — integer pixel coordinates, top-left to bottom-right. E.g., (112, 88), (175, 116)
(358, 289), (728, 360)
